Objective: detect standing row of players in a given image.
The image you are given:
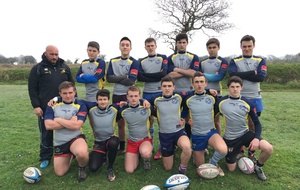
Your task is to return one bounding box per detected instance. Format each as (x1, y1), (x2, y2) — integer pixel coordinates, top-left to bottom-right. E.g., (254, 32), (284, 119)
(28, 33), (273, 182)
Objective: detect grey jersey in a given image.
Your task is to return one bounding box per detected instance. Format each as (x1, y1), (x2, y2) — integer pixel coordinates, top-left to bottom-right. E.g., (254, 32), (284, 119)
(120, 104), (151, 141)
(44, 100), (87, 146)
(185, 92), (216, 135)
(154, 94), (183, 133)
(89, 104), (118, 142)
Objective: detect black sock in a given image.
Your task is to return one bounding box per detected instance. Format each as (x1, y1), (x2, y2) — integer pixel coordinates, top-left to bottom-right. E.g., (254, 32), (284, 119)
(120, 141), (125, 150)
(256, 161), (264, 167)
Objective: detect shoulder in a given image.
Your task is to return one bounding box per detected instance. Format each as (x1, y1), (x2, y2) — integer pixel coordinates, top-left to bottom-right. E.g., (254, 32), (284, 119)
(110, 56), (121, 62)
(240, 96), (254, 107)
(156, 53), (168, 59)
(96, 58), (106, 64)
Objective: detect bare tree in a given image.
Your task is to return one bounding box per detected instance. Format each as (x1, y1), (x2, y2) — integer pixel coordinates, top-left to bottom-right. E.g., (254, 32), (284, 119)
(149, 0), (234, 51)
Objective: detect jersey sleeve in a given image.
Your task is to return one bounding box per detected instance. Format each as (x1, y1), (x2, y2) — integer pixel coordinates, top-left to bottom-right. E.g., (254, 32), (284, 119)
(190, 54), (200, 71)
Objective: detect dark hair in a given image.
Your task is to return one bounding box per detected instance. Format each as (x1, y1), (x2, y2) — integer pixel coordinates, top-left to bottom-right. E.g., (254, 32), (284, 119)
(87, 41), (100, 51)
(145, 37), (156, 45)
(120, 37), (131, 45)
(127, 86), (141, 94)
(58, 81), (75, 92)
(175, 33), (188, 43)
(227, 76), (243, 87)
(161, 75), (175, 85)
(240, 35), (255, 45)
(96, 89), (110, 99)
(192, 71), (206, 82)
(206, 38), (220, 47)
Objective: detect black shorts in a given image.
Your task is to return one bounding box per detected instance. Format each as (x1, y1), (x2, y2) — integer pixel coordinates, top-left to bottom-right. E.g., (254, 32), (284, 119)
(92, 136), (119, 154)
(224, 131), (261, 164)
(54, 134), (85, 157)
(112, 94), (127, 104)
(159, 129), (187, 157)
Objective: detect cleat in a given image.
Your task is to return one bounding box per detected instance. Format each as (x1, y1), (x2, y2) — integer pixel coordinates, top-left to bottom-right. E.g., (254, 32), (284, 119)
(77, 167), (87, 182)
(40, 160), (49, 169)
(154, 150), (162, 160)
(107, 169), (116, 182)
(255, 165), (267, 181)
(205, 149), (209, 156)
(143, 160), (151, 171)
(248, 154), (257, 165)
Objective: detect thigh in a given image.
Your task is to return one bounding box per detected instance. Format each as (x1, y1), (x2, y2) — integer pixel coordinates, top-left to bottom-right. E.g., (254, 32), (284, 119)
(125, 152), (139, 172)
(126, 139), (140, 154)
(70, 137), (88, 156)
(54, 155), (72, 176)
(191, 134), (207, 151)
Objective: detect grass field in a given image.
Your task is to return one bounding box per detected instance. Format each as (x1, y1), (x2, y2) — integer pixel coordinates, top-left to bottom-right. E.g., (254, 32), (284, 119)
(0, 84), (299, 190)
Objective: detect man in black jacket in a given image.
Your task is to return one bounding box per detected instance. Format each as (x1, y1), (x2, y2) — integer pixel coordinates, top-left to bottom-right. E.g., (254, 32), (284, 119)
(28, 45), (74, 169)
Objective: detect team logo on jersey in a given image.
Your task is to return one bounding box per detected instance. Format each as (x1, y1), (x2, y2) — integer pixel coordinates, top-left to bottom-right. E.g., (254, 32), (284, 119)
(155, 59), (161, 64)
(214, 62), (221, 67)
(96, 68), (103, 73)
(44, 68), (51, 74)
(186, 58), (192, 65)
(239, 105), (248, 113)
(78, 111), (87, 117)
(194, 61), (199, 68)
(60, 68), (66, 73)
(261, 65), (267, 71)
(140, 109), (147, 116)
(163, 59), (168, 65)
(172, 98), (179, 104)
(87, 66), (94, 72)
(205, 98), (212, 104)
(221, 63), (228, 69)
(61, 109), (71, 114)
(130, 69), (138, 77)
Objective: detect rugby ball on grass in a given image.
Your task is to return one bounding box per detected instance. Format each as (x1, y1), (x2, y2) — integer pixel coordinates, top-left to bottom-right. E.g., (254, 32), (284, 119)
(140, 185), (161, 190)
(23, 167), (42, 184)
(238, 157), (254, 174)
(197, 163), (219, 179)
(164, 174), (189, 190)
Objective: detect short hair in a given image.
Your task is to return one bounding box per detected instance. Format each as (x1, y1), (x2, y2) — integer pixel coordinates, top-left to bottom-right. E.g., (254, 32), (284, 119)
(127, 86), (141, 94)
(120, 37), (131, 45)
(145, 37), (156, 45)
(58, 81), (75, 92)
(192, 71), (206, 82)
(206, 38), (220, 47)
(87, 41), (100, 51)
(96, 89), (110, 99)
(161, 75), (175, 85)
(227, 76), (243, 87)
(175, 33), (188, 43)
(240, 35), (255, 45)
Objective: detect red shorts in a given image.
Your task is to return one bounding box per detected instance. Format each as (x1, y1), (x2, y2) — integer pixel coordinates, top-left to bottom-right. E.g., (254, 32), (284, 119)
(126, 138), (152, 154)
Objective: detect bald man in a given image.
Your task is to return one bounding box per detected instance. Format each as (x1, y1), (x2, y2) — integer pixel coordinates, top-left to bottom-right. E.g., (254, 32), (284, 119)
(28, 45), (75, 169)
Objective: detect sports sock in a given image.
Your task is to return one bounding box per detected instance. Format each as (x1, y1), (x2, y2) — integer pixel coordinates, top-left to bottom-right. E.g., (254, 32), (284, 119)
(119, 141), (125, 150)
(210, 151), (226, 165)
(179, 164), (187, 172)
(256, 161), (264, 167)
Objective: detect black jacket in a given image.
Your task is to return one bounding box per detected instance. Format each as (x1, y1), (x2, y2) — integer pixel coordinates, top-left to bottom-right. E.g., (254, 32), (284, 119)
(28, 54), (74, 111)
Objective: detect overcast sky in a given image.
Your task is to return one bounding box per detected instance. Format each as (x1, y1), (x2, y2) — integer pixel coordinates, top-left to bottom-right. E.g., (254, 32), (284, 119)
(0, 0), (298, 63)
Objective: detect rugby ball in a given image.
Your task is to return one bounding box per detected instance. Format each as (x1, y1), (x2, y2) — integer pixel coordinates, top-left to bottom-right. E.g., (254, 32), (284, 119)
(164, 174), (189, 190)
(23, 167), (42, 183)
(238, 157), (255, 174)
(140, 185), (161, 190)
(197, 163), (219, 179)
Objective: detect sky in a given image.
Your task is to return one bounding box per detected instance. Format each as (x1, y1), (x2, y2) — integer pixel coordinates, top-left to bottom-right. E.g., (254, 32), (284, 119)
(0, 0), (299, 63)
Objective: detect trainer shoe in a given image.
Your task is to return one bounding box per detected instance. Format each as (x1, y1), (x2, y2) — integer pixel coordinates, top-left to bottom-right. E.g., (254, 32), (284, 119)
(154, 150), (162, 160)
(248, 154), (258, 165)
(205, 148), (209, 156)
(144, 160), (151, 171)
(77, 167), (87, 182)
(216, 165), (225, 177)
(107, 168), (116, 182)
(40, 160), (49, 169)
(255, 165), (267, 181)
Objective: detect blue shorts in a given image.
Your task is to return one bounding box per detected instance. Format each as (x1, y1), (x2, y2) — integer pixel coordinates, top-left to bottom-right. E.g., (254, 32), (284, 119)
(249, 98), (264, 113)
(191, 129), (218, 151)
(159, 129), (187, 157)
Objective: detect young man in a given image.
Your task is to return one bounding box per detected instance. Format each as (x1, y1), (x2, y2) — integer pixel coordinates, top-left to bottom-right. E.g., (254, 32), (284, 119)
(168, 33), (200, 139)
(138, 37), (168, 160)
(28, 45), (74, 169)
(76, 41), (106, 102)
(215, 76), (273, 181)
(107, 37), (139, 154)
(184, 72), (227, 176)
(119, 86), (152, 173)
(229, 35), (267, 160)
(153, 76), (192, 175)
(200, 38), (228, 133)
(86, 89), (121, 182)
(44, 81), (89, 182)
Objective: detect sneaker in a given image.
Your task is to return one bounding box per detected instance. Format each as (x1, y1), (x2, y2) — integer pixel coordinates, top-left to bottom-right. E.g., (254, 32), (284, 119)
(255, 165), (267, 181)
(154, 150), (162, 160)
(178, 167), (186, 175)
(117, 149), (125, 156)
(205, 149), (209, 156)
(77, 167), (87, 182)
(236, 152), (245, 160)
(248, 154), (258, 165)
(40, 160), (49, 169)
(144, 160), (151, 171)
(107, 169), (116, 182)
(216, 165), (225, 177)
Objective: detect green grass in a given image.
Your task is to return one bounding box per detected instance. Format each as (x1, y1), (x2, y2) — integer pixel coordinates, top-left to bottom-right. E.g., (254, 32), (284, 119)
(0, 85), (299, 190)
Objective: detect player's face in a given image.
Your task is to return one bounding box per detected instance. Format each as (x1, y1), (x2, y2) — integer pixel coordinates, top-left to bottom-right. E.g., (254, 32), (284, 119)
(145, 41), (157, 56)
(206, 43), (219, 57)
(228, 82), (243, 98)
(87, 47), (100, 60)
(97, 96), (109, 109)
(192, 76), (207, 93)
(44, 47), (59, 64)
(241, 40), (255, 56)
(119, 40), (132, 58)
(161, 81), (175, 97)
(59, 87), (76, 103)
(176, 39), (188, 52)
(126, 90), (140, 107)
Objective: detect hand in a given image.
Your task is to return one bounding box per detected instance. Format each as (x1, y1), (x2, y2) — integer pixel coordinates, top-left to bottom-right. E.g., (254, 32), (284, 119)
(143, 100), (150, 108)
(34, 107), (43, 117)
(179, 118), (185, 126)
(188, 119), (194, 126)
(119, 101), (128, 108)
(249, 138), (260, 151)
(209, 89), (218, 96)
(47, 98), (57, 107)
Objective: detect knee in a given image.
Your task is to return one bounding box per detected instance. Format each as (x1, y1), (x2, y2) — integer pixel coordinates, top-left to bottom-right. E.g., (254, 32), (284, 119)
(55, 170), (66, 177)
(125, 168), (134, 174)
(76, 151), (89, 159)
